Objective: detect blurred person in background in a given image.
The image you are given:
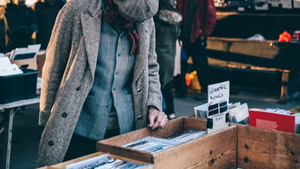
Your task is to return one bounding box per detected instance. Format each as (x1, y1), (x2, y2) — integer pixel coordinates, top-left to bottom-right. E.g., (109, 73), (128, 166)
(4, 0), (37, 52)
(33, 0), (60, 50)
(154, 0), (181, 119)
(178, 0), (216, 100)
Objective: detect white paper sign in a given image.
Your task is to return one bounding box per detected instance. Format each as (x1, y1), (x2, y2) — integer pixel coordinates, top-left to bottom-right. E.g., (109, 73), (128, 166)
(208, 81), (230, 105)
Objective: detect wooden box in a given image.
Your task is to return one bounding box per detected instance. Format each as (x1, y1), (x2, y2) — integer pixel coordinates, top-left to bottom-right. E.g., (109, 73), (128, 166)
(98, 117), (237, 169)
(237, 125), (300, 169)
(38, 152), (153, 169)
(40, 117), (300, 169)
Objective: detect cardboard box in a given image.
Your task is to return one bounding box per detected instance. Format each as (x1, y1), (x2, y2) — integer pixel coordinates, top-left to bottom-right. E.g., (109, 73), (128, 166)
(11, 58), (37, 70)
(38, 152), (153, 169)
(37, 52), (46, 78)
(98, 117), (237, 169)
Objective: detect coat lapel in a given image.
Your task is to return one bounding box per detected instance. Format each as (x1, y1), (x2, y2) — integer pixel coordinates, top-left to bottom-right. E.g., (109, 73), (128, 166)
(133, 22), (150, 83)
(80, 0), (102, 78)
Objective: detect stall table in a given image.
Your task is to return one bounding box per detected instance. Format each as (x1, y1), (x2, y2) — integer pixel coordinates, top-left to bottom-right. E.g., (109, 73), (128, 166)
(0, 97), (40, 169)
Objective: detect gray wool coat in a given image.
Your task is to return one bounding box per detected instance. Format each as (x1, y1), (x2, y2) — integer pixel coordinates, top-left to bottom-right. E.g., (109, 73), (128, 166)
(37, 0), (162, 167)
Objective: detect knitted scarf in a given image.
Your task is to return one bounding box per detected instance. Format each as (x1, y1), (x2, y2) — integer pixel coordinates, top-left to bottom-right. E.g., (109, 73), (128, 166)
(102, 0), (139, 55)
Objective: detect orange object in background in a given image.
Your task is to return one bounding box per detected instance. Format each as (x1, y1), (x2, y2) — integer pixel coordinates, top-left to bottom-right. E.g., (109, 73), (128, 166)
(278, 31), (292, 42)
(185, 71), (197, 86)
(185, 71), (201, 91)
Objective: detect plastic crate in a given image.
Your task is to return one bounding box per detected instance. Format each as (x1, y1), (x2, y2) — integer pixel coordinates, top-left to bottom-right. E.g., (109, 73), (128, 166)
(0, 69), (39, 104)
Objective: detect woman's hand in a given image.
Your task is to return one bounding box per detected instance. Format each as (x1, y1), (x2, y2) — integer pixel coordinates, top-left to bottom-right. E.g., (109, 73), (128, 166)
(148, 108), (168, 130)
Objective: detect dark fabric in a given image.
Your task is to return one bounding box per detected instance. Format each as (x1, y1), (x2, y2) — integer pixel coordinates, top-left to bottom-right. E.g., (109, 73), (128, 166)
(181, 0), (195, 40)
(33, 1), (60, 50)
(178, 0), (216, 42)
(174, 59), (188, 95)
(55, 0), (66, 9)
(159, 0), (178, 12)
(162, 81), (175, 115)
(182, 38), (210, 93)
(102, 0), (139, 55)
(63, 129), (120, 161)
(155, 19), (178, 88)
(4, 4), (37, 51)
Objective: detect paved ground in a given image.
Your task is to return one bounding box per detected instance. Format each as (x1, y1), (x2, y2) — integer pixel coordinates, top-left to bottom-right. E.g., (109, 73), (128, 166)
(8, 89), (300, 169)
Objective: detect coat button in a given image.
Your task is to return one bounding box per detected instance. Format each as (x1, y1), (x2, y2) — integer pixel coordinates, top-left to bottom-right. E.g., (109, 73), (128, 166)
(62, 112), (68, 118)
(48, 141), (54, 146)
(76, 86), (81, 91)
(137, 115), (143, 121)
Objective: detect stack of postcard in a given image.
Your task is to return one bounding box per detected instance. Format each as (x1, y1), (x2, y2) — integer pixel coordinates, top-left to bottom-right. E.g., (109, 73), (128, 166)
(122, 130), (207, 153)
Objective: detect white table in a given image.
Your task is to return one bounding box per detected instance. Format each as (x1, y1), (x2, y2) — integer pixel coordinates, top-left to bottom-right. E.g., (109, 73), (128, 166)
(0, 98), (40, 169)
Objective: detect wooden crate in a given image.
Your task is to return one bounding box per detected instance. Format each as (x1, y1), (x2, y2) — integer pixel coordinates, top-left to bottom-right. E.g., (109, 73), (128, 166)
(98, 117), (238, 169)
(37, 152), (153, 169)
(40, 117), (300, 169)
(237, 125), (300, 169)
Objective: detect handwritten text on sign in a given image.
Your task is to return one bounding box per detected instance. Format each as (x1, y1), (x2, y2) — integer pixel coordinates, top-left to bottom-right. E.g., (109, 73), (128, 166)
(208, 81), (230, 105)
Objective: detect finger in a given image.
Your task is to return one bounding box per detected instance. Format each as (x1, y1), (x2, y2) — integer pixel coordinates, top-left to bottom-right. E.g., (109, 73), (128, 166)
(159, 115), (168, 128)
(152, 113), (164, 130)
(148, 111), (158, 127)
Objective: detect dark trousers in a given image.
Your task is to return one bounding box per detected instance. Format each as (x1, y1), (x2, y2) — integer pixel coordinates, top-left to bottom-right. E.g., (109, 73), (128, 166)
(182, 38), (210, 93)
(63, 129), (120, 161)
(162, 81), (175, 115)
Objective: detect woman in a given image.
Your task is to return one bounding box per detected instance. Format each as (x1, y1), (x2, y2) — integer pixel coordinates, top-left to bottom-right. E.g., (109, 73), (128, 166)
(37, 0), (168, 167)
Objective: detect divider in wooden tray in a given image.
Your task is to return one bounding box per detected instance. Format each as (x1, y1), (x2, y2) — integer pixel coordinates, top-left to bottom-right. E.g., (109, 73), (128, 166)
(98, 117), (238, 169)
(37, 152), (153, 169)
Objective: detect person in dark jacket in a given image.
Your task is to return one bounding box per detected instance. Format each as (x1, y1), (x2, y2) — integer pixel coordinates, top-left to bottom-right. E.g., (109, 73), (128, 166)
(33, 0), (60, 50)
(154, 0), (182, 119)
(4, 0), (38, 52)
(177, 0), (216, 100)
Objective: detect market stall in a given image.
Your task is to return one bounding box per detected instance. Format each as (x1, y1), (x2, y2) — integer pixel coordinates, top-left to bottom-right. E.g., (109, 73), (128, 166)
(38, 81), (300, 169)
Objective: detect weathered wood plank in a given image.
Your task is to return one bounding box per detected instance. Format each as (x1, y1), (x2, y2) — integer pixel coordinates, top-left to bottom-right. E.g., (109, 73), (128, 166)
(183, 117), (207, 132)
(237, 125), (300, 169)
(97, 144), (153, 163)
(153, 126), (237, 169)
(186, 148), (236, 169)
(99, 117), (185, 147)
(99, 128), (150, 146)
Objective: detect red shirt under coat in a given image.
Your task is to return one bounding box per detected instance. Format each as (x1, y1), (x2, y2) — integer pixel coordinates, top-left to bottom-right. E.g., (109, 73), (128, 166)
(178, 0), (217, 42)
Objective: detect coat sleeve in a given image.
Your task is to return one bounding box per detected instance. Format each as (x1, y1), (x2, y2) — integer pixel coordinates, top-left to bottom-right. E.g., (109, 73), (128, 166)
(39, 2), (75, 126)
(147, 19), (163, 112)
(200, 0), (216, 37)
